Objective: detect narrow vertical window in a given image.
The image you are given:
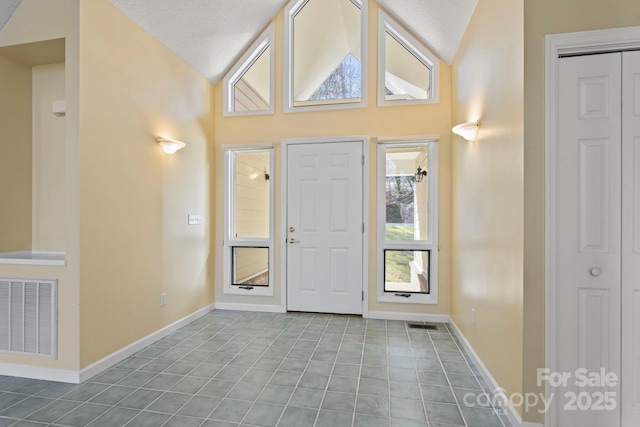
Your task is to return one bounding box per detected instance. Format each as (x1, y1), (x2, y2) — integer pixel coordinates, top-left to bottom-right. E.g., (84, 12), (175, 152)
(378, 141), (438, 303)
(285, 0), (368, 112)
(223, 23), (274, 116)
(224, 148), (274, 295)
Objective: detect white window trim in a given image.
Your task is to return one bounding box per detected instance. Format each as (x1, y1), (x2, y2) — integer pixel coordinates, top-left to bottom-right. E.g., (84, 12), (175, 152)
(223, 146), (275, 296)
(377, 139), (438, 304)
(377, 9), (439, 107)
(284, 0), (368, 113)
(223, 23), (275, 117)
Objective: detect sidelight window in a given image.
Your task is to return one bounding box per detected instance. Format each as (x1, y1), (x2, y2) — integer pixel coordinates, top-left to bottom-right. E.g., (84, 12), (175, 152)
(378, 141), (438, 303)
(224, 147), (274, 295)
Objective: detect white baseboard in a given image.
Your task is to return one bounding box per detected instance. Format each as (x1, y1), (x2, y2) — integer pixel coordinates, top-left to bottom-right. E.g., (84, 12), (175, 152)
(79, 303), (215, 382)
(214, 302), (285, 313)
(0, 363), (80, 383)
(0, 303), (215, 384)
(448, 318), (544, 427)
(367, 310), (449, 323)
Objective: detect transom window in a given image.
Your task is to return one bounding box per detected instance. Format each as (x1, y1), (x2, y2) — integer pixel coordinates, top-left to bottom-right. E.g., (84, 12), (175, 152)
(378, 141), (438, 304)
(224, 147), (274, 296)
(377, 10), (439, 106)
(285, 0), (368, 112)
(223, 24), (274, 116)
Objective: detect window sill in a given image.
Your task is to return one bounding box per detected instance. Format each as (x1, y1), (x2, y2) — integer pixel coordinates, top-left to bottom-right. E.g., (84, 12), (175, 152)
(0, 251), (66, 266)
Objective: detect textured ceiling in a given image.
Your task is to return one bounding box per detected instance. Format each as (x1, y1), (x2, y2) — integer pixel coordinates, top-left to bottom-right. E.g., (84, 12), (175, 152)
(377, 0), (479, 65)
(1, 0), (478, 84)
(108, 0), (478, 84)
(108, 0), (288, 84)
(0, 0), (22, 32)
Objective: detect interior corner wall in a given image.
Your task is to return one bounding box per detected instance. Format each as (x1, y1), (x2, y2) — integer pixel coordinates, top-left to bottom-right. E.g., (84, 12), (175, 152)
(0, 0), (81, 374)
(523, 0), (640, 423)
(450, 0), (524, 417)
(0, 55), (32, 253)
(78, 0), (215, 368)
(214, 0), (453, 316)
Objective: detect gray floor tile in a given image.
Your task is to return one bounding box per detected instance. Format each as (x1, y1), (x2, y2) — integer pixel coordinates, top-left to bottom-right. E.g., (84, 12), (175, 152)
(242, 402), (284, 427)
(277, 406), (317, 427)
(461, 406), (504, 427)
(390, 381), (421, 400)
(0, 396), (53, 419)
(297, 373), (329, 390)
(209, 398), (253, 423)
(170, 376), (208, 394)
(197, 379), (237, 398)
(322, 391), (356, 413)
(354, 413), (390, 427)
(327, 376), (358, 394)
(289, 387), (324, 409)
(355, 394), (389, 417)
(86, 407), (139, 427)
(54, 403), (110, 427)
(315, 409), (353, 427)
(228, 382), (265, 401)
(178, 396), (221, 418)
(442, 361), (474, 375)
(424, 402), (465, 426)
(141, 373), (182, 390)
(447, 374), (482, 390)
(269, 371), (301, 387)
(26, 399), (81, 423)
(420, 384), (457, 404)
(332, 363), (360, 378)
(145, 391), (191, 413)
(390, 398), (426, 421)
(116, 389), (162, 409)
(257, 385), (294, 405)
(126, 411), (171, 426)
(89, 385), (136, 405)
(61, 383), (109, 402)
(163, 415), (206, 427)
(358, 378), (389, 397)
(391, 418), (426, 427)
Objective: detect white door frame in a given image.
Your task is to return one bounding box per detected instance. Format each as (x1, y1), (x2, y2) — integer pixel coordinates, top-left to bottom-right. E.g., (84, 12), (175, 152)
(545, 26), (640, 427)
(281, 136), (370, 316)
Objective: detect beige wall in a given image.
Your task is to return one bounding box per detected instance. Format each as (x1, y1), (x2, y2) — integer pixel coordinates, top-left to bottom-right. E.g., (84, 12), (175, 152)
(523, 0), (640, 422)
(450, 0), (524, 416)
(215, 0), (452, 314)
(32, 62), (66, 251)
(0, 54), (32, 253)
(0, 0), (81, 372)
(78, 0), (215, 368)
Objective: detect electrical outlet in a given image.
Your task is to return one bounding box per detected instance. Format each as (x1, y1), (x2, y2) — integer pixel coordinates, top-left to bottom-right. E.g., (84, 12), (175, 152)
(471, 308), (476, 325)
(160, 293), (167, 306)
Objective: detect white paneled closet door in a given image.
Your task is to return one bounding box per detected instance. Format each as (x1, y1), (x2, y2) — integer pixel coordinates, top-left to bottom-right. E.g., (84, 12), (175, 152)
(621, 50), (640, 427)
(556, 50), (640, 427)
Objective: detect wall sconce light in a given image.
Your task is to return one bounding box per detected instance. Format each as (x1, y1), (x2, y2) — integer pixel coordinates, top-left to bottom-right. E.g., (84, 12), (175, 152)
(156, 137), (186, 154)
(415, 166), (427, 183)
(452, 120), (480, 141)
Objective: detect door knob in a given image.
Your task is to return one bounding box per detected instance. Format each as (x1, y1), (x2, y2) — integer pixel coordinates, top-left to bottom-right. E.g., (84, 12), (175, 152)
(289, 237), (300, 244)
(590, 268), (601, 277)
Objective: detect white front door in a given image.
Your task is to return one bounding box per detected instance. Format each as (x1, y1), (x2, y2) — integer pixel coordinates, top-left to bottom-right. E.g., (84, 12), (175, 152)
(556, 52), (622, 427)
(286, 141), (363, 314)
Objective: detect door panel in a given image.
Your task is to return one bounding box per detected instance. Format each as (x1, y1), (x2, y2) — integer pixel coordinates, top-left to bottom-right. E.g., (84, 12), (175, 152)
(557, 52), (622, 427)
(287, 141), (363, 314)
(622, 50), (640, 427)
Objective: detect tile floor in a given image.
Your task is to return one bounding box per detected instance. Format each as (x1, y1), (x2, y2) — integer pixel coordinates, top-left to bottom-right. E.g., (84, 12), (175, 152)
(0, 311), (512, 427)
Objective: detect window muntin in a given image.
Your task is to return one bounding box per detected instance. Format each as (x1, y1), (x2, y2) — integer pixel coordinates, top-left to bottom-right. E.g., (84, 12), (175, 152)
(224, 148), (274, 295)
(223, 24), (274, 116)
(285, 0), (368, 111)
(378, 141), (438, 304)
(377, 10), (439, 106)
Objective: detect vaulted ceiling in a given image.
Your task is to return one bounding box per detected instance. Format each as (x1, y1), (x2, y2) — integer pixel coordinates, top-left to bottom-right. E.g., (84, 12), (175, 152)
(0, 0), (479, 85)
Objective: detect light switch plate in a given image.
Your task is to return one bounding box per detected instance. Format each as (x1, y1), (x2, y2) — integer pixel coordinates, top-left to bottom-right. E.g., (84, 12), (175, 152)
(188, 214), (203, 225)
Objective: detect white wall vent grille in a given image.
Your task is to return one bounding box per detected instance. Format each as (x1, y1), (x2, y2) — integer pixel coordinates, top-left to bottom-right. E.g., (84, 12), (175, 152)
(0, 278), (57, 358)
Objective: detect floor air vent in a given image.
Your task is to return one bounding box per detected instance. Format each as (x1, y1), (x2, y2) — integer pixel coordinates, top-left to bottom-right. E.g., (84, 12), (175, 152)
(407, 322), (439, 330)
(0, 278), (57, 358)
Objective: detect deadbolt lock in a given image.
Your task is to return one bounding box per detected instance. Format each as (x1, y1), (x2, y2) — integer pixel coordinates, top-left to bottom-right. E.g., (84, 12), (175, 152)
(289, 226), (295, 232)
